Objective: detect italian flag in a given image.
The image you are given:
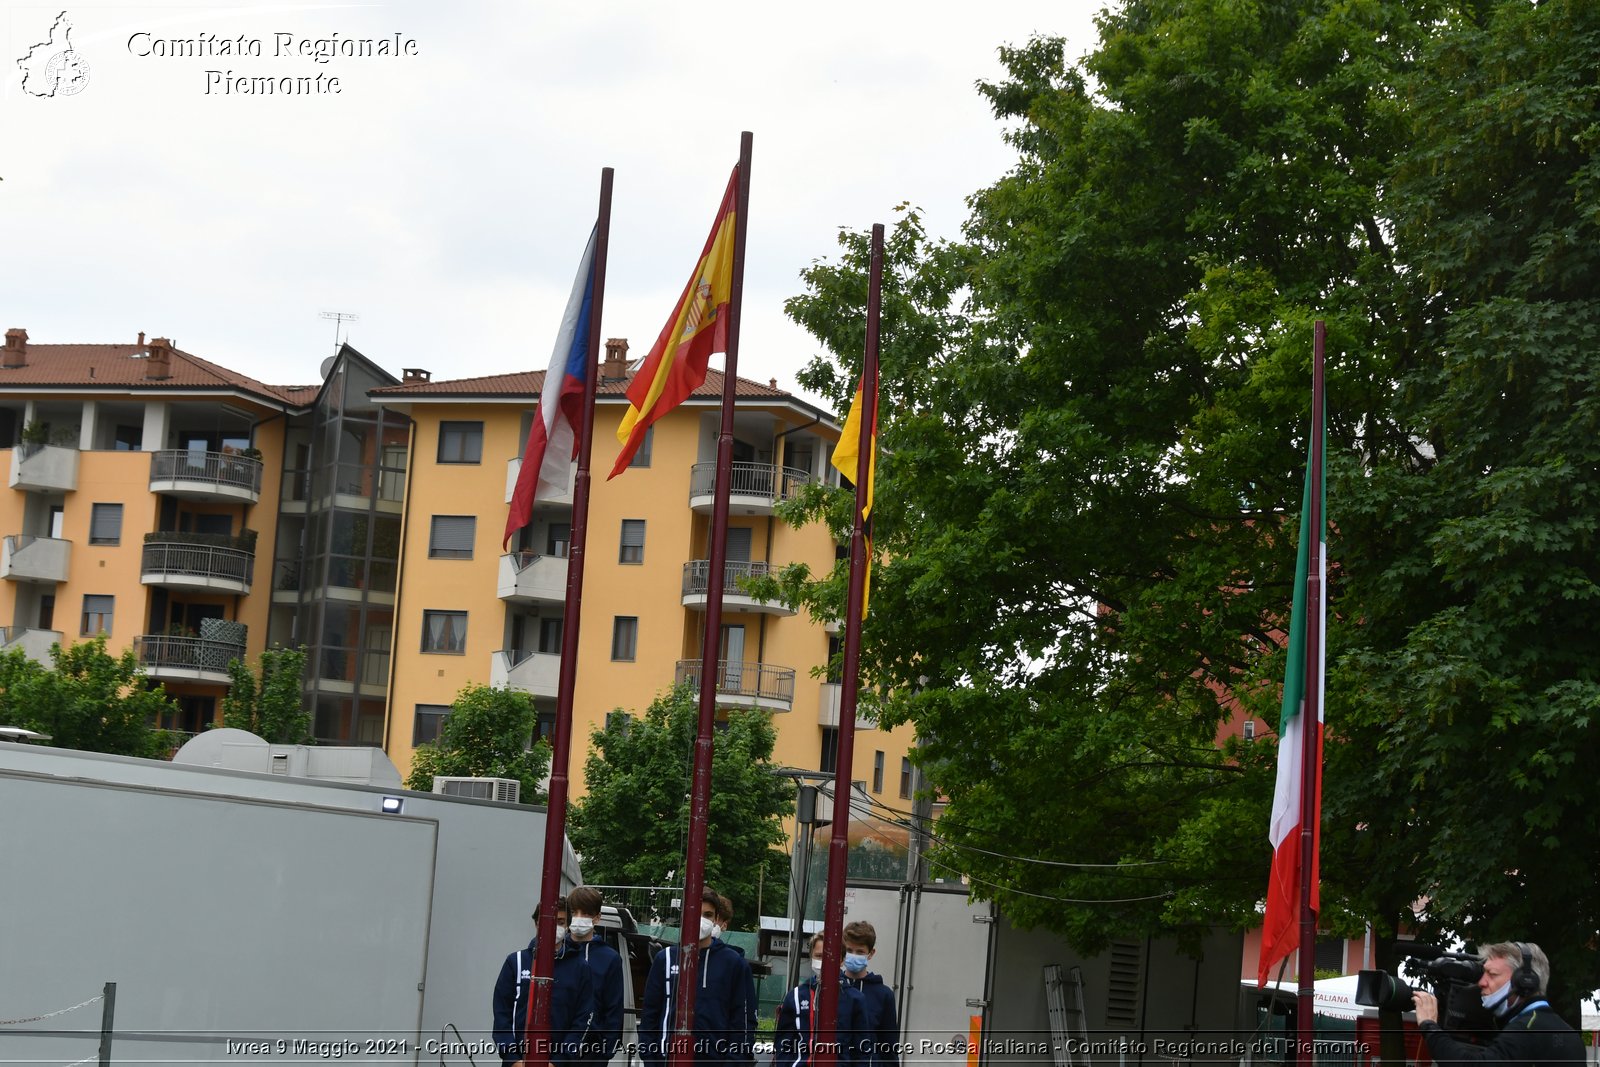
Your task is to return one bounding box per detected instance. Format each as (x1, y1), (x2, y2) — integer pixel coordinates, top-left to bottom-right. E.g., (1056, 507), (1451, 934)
(1257, 424), (1326, 987)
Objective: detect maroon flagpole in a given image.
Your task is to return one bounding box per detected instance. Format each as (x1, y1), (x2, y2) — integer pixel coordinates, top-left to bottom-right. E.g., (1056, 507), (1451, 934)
(526, 167), (614, 1062)
(670, 131), (753, 1067)
(813, 223), (883, 1067)
(1295, 320), (1326, 1066)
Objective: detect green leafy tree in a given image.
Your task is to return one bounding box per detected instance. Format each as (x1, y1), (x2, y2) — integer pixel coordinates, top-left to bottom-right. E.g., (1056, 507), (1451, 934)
(220, 646), (312, 743)
(781, 0), (1432, 952)
(404, 684), (551, 804)
(779, 0), (1600, 1000)
(0, 635), (177, 758)
(569, 685), (793, 929)
(1331, 0), (1600, 1002)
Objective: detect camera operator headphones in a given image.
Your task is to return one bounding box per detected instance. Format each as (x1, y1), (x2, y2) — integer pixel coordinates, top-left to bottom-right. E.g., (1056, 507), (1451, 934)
(1511, 942), (1541, 997)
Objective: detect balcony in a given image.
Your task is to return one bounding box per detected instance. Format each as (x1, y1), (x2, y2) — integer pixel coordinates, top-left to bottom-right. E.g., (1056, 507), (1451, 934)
(505, 456), (574, 507)
(817, 681), (877, 730)
(680, 560), (794, 616)
(141, 531), (256, 594)
(688, 462), (814, 517)
(498, 551), (568, 606)
(0, 626), (62, 666)
(135, 634), (247, 685)
(148, 449), (262, 503)
(674, 658), (795, 712)
(8, 443), (79, 493)
(490, 649), (561, 699)
(1, 535), (70, 584)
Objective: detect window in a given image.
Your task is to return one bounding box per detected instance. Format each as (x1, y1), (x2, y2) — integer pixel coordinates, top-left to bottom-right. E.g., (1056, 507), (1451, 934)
(820, 727), (839, 773)
(611, 616), (638, 661)
(437, 421), (483, 464)
(629, 426), (653, 468)
(899, 756), (912, 800)
(420, 610), (467, 654)
(429, 515), (476, 559)
(619, 519), (645, 564)
(872, 750), (884, 793)
(413, 704), (450, 746)
(1242, 719), (1256, 742)
(546, 523), (571, 559)
(81, 594), (114, 636)
(89, 503), (123, 545)
(538, 617), (564, 655)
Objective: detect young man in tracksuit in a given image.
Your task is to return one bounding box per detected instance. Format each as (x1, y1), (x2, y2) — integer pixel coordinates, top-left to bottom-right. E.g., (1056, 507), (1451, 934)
(840, 922), (900, 1067)
(640, 888), (756, 1067)
(567, 886), (626, 1067)
(493, 897), (597, 1067)
(773, 934), (868, 1067)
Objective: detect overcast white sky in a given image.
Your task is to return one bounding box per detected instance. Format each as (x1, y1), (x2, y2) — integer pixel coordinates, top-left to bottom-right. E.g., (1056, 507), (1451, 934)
(3, 0), (1105, 404)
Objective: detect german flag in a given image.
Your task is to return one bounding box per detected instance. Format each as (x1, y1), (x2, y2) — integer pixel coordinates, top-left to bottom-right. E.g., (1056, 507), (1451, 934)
(609, 166), (739, 477)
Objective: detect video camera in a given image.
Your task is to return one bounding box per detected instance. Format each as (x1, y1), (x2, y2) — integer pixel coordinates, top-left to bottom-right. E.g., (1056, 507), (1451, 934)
(1355, 944), (1493, 1035)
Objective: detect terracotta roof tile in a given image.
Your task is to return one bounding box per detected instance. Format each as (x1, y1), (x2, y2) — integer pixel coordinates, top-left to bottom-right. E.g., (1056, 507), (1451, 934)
(0, 342), (306, 406)
(371, 367), (789, 401)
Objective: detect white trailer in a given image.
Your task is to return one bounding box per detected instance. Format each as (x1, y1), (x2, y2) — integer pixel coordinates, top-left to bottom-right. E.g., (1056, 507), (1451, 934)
(0, 742), (579, 1064)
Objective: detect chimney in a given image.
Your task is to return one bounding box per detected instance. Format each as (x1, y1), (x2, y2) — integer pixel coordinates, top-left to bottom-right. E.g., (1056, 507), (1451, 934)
(601, 338), (630, 381)
(146, 337), (173, 380)
(137, 331), (145, 346)
(402, 368), (431, 384)
(769, 378), (777, 390)
(3, 328), (27, 369)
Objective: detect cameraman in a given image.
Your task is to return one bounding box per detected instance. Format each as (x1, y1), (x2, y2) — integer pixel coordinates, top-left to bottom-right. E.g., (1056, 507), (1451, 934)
(1413, 942), (1583, 1067)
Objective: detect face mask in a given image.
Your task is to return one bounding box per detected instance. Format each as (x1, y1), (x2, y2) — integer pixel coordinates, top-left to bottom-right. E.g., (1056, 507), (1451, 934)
(699, 916), (719, 940)
(1483, 979), (1514, 1015)
(555, 925), (568, 942)
(569, 917), (595, 939)
(810, 959), (826, 977)
(843, 953), (869, 975)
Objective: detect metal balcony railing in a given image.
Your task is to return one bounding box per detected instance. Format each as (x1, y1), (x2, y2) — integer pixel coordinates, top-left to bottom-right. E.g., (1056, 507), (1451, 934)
(149, 449), (263, 495)
(134, 635), (247, 675)
(681, 559), (772, 597)
(674, 658), (796, 706)
(687, 462), (813, 504)
(142, 532), (256, 587)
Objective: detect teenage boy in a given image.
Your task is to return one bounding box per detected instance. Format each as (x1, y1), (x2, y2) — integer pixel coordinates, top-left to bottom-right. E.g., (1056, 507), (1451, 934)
(841, 921), (899, 1067)
(493, 896), (597, 1067)
(641, 888), (755, 1067)
(567, 886), (625, 1067)
(774, 934), (868, 1067)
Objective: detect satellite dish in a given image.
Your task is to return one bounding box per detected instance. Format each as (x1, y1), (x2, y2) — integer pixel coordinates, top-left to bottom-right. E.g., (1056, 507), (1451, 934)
(320, 355), (336, 379)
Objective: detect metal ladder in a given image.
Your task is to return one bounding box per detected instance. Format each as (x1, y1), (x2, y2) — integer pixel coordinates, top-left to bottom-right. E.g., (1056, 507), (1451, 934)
(1045, 963), (1091, 1067)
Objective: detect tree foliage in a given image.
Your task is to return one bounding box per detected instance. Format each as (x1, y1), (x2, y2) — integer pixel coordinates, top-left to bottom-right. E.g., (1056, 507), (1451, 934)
(781, 0), (1600, 990)
(220, 646), (312, 744)
(1332, 0), (1600, 1001)
(404, 684), (552, 804)
(0, 635), (178, 758)
(569, 685), (793, 929)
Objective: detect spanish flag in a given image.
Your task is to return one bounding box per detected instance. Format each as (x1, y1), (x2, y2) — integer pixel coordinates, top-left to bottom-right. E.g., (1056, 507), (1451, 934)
(830, 369), (878, 614)
(609, 166), (740, 477)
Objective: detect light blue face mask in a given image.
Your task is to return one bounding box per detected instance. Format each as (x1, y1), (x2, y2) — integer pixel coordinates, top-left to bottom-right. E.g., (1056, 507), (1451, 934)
(843, 953), (870, 975)
(1482, 978), (1514, 1016)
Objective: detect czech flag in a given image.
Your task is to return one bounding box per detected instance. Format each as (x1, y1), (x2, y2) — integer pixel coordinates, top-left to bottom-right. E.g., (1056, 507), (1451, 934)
(504, 227), (598, 547)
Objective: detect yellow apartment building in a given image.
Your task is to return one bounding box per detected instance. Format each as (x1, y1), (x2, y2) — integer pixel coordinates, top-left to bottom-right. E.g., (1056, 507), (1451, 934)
(0, 329), (303, 732)
(0, 328), (916, 809)
(374, 338), (916, 801)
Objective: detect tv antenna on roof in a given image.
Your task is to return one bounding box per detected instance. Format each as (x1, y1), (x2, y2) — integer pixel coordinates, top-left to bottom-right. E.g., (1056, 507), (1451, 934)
(319, 310), (359, 353)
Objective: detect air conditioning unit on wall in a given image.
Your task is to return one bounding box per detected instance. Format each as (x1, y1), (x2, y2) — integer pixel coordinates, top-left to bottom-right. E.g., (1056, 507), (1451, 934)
(431, 776), (521, 803)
